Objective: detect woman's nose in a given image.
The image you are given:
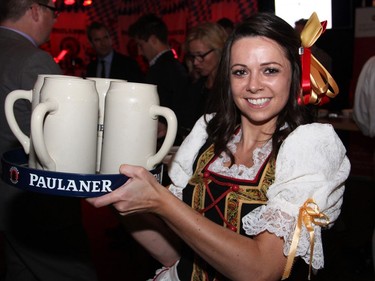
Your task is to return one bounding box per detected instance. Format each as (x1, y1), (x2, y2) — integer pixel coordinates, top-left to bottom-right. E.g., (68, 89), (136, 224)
(246, 74), (263, 93)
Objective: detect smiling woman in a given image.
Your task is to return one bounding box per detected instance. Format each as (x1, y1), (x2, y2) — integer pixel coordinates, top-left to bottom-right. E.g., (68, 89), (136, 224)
(87, 12), (350, 281)
(230, 36), (291, 127)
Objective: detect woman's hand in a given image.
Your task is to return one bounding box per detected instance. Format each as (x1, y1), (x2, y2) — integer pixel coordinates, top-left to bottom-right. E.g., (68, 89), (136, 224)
(87, 165), (182, 266)
(87, 164), (165, 216)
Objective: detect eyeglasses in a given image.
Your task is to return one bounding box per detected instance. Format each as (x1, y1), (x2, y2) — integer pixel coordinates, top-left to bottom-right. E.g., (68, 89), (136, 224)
(186, 49), (214, 63)
(38, 3), (60, 18)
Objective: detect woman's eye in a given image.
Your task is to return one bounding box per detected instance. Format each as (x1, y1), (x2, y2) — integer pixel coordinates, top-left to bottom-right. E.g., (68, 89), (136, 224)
(264, 68), (279, 74)
(231, 69), (246, 76)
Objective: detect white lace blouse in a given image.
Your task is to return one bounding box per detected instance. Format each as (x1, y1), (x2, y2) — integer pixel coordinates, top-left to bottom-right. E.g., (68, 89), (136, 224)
(168, 114), (351, 271)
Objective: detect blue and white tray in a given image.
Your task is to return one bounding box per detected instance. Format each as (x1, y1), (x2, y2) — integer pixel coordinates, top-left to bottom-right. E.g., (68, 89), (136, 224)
(1, 149), (163, 198)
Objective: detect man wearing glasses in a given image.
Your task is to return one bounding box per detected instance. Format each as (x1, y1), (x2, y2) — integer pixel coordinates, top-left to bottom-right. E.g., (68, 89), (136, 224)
(0, 1), (98, 280)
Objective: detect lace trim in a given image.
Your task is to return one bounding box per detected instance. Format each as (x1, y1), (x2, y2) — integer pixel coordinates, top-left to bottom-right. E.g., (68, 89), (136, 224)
(168, 184), (183, 200)
(208, 129), (272, 180)
(149, 260), (180, 281)
(242, 206), (324, 270)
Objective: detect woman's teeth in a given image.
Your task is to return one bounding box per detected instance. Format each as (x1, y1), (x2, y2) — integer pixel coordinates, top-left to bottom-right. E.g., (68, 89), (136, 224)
(247, 98), (270, 105)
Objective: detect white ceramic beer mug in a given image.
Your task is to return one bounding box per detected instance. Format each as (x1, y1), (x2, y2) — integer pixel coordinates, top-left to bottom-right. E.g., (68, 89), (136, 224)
(5, 74), (80, 168)
(86, 77), (126, 172)
(100, 82), (177, 174)
(31, 77), (98, 173)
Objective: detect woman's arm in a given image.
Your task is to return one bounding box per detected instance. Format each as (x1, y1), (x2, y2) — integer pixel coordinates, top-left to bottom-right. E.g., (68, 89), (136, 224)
(158, 189), (286, 281)
(88, 165), (286, 281)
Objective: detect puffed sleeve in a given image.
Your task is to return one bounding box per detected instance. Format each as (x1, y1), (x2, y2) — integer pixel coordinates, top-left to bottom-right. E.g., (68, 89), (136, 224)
(168, 114), (213, 199)
(242, 123), (351, 270)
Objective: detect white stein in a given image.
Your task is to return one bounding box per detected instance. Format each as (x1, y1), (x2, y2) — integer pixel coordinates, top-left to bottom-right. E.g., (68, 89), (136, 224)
(31, 77), (98, 173)
(100, 82), (177, 174)
(5, 74), (80, 168)
(86, 77), (126, 172)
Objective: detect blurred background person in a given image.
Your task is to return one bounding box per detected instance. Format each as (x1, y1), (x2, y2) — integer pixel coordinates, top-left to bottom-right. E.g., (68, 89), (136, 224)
(352, 55), (375, 280)
(126, 37), (149, 75)
(353, 56), (375, 138)
(128, 13), (189, 145)
(181, 22), (228, 133)
(86, 21), (143, 82)
(0, 0), (98, 280)
(217, 17), (234, 35)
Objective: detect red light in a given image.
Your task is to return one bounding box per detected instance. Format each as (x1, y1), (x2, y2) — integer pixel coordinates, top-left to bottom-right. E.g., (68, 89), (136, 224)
(171, 48), (178, 59)
(83, 0), (92, 6)
(54, 49), (68, 63)
(64, 0), (75, 5)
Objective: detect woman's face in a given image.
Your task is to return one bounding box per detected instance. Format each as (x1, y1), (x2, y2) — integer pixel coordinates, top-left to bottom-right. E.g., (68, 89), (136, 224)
(230, 36), (292, 127)
(187, 39), (220, 77)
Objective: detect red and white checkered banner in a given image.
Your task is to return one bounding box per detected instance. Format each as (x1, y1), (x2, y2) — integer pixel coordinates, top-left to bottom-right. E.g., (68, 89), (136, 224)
(86, 0), (122, 49)
(236, 0), (258, 22)
(51, 0), (258, 65)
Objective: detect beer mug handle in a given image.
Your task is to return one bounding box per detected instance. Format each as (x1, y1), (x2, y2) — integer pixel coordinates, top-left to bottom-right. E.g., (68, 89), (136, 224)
(4, 90), (32, 154)
(147, 105), (177, 170)
(31, 99), (59, 171)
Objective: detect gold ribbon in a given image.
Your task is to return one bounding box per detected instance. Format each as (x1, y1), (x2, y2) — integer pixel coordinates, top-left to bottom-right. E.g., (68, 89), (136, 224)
(299, 12), (339, 106)
(281, 199), (330, 280)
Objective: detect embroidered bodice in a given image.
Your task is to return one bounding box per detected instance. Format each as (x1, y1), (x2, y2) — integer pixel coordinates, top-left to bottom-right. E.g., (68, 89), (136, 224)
(168, 114), (350, 272)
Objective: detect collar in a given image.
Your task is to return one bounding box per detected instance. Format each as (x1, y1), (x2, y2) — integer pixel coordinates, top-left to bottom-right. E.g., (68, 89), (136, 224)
(99, 50), (114, 63)
(149, 49), (170, 66)
(0, 26), (37, 47)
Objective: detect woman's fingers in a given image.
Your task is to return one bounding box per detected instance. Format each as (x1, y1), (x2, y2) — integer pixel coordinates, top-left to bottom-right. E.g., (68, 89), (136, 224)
(119, 164), (151, 180)
(86, 188), (123, 207)
(86, 164), (157, 209)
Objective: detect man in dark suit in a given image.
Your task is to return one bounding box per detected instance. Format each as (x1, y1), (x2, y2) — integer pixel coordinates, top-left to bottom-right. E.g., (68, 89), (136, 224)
(128, 14), (189, 144)
(0, 1), (98, 280)
(86, 22), (144, 82)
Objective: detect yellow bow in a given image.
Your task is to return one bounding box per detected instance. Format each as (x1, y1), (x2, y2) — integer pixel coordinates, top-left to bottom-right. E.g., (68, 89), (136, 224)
(282, 198), (330, 280)
(299, 12), (339, 106)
